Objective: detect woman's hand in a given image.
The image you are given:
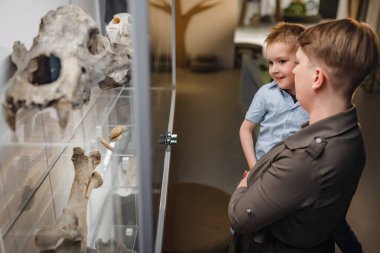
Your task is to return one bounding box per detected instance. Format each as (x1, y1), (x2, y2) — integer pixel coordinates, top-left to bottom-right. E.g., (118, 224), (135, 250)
(237, 170), (249, 188)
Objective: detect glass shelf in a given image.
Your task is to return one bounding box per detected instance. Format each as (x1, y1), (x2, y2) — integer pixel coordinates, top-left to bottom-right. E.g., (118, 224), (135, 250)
(0, 84), (139, 251)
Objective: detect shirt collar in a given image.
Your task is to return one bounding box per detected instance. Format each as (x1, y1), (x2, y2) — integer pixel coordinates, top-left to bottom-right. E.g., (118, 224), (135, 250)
(268, 81), (277, 88)
(270, 81), (300, 106)
(284, 106), (359, 149)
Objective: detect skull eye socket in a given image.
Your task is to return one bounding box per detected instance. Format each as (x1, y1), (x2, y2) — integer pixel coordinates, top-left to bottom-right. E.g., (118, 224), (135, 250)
(87, 28), (109, 55)
(28, 55), (61, 85)
(112, 17), (120, 24)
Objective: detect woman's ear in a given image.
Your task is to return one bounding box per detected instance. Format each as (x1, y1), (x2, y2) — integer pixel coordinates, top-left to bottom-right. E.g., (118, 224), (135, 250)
(311, 67), (325, 90)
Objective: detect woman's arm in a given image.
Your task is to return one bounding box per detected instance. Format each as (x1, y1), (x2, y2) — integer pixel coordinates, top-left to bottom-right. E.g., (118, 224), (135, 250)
(228, 153), (318, 233)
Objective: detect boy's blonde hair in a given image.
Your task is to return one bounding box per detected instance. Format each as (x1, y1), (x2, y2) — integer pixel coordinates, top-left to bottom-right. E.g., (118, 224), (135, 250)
(298, 18), (380, 98)
(265, 22), (305, 50)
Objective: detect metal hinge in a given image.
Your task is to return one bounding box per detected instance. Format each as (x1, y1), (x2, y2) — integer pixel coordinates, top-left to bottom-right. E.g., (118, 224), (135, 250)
(159, 132), (177, 146)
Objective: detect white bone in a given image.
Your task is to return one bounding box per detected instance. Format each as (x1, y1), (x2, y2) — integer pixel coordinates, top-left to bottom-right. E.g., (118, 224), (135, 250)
(34, 147), (103, 251)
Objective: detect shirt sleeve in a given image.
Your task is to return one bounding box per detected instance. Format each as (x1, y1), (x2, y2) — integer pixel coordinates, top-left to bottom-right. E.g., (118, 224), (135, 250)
(228, 151), (319, 233)
(245, 85), (267, 124)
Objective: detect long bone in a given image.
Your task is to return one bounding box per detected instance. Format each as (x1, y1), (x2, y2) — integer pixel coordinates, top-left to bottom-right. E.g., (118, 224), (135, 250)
(34, 147), (103, 251)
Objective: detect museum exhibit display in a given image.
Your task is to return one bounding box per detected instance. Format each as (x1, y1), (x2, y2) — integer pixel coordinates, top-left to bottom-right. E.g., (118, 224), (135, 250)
(3, 5), (133, 131)
(0, 1), (176, 253)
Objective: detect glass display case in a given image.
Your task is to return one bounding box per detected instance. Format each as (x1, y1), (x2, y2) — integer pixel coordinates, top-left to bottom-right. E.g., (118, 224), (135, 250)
(0, 1), (175, 253)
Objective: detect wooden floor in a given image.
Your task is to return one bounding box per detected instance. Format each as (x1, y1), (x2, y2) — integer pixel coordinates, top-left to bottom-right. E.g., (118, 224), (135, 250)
(169, 67), (380, 252)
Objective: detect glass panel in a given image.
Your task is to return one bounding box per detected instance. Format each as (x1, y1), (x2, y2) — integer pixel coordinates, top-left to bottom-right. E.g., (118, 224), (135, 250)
(0, 1), (175, 252)
(148, 0), (175, 251)
(0, 85), (134, 252)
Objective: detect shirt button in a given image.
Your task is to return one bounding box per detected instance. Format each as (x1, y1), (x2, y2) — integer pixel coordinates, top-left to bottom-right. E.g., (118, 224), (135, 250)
(246, 209), (253, 214)
(315, 137), (322, 143)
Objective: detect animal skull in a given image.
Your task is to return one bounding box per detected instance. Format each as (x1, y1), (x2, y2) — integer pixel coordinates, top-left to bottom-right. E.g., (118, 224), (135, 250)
(106, 13), (133, 47)
(2, 5), (132, 131)
(98, 13), (133, 90)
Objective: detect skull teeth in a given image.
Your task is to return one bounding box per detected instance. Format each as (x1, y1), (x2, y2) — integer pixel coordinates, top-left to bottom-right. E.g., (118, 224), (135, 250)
(54, 99), (72, 128)
(2, 100), (18, 132)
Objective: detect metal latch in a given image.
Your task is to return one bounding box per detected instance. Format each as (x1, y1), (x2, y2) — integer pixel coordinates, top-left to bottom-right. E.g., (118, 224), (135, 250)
(159, 132), (177, 146)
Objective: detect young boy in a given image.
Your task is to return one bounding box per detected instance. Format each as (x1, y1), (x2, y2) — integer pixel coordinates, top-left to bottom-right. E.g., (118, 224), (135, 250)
(239, 21), (365, 252)
(240, 22), (308, 171)
(229, 19), (379, 252)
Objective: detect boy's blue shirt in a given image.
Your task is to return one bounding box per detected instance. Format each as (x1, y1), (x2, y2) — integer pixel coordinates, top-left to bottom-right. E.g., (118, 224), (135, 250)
(245, 81), (309, 160)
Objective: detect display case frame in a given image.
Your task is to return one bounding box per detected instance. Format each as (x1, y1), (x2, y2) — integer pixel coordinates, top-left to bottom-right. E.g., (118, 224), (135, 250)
(0, 1), (176, 252)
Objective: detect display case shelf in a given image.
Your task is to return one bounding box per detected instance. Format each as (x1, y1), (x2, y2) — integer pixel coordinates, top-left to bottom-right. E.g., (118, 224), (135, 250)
(0, 84), (140, 252)
(0, 83), (175, 253)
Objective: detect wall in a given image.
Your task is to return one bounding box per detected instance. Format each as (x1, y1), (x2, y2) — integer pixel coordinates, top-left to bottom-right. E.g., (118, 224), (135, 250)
(149, 0), (238, 69)
(366, 0), (380, 34)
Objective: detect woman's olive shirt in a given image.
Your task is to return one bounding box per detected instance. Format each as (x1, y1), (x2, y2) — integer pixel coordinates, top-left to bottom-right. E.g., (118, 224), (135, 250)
(228, 106), (365, 253)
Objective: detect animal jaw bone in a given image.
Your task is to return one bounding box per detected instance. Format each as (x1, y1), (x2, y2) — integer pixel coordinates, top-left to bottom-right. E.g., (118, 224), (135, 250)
(2, 5), (132, 131)
(34, 147), (103, 251)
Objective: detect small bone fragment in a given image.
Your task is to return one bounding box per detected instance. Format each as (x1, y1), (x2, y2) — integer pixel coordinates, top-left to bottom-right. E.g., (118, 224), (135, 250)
(109, 125), (127, 141)
(86, 170), (103, 199)
(100, 137), (115, 151)
(34, 147), (103, 251)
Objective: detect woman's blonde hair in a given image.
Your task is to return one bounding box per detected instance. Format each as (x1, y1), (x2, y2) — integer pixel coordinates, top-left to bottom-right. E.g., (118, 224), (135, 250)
(298, 18), (380, 98)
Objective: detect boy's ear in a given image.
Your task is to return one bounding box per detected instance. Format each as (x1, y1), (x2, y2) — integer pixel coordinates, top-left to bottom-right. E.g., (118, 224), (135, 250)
(311, 67), (325, 90)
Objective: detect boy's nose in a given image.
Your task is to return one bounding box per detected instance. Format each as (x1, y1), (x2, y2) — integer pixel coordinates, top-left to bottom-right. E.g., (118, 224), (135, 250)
(271, 66), (279, 74)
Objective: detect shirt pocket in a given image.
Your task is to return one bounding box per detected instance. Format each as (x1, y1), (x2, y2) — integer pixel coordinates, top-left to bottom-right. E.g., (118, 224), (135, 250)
(283, 116), (307, 139)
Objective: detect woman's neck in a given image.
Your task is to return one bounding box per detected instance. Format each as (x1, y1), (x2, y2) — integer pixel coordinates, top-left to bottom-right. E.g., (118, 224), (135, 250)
(308, 97), (350, 124)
